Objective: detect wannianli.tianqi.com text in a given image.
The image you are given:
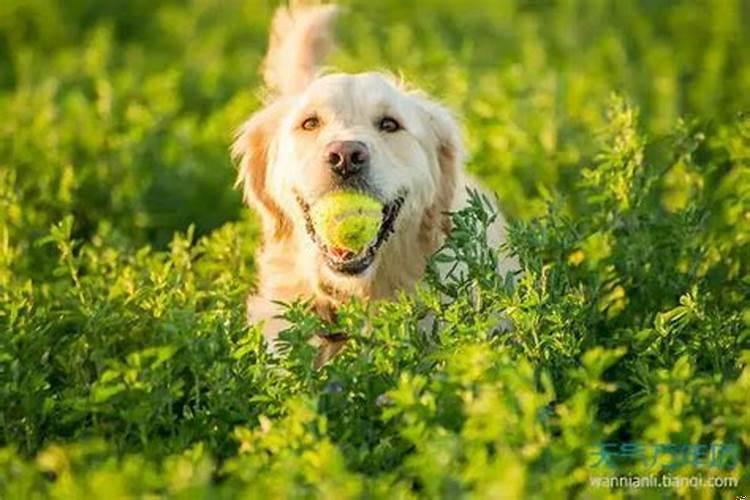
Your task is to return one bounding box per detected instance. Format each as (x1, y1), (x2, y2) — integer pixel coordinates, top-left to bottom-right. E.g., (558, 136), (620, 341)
(589, 475), (739, 489)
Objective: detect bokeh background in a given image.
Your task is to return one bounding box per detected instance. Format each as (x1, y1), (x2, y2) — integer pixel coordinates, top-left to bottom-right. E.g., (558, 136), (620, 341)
(1, 0), (748, 497)
(3, 0), (748, 251)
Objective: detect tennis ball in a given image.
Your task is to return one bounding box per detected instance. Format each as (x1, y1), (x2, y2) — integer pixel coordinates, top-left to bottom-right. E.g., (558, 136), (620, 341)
(311, 191), (383, 254)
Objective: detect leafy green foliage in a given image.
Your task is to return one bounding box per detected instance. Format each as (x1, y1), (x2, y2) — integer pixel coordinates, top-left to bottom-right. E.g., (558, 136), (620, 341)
(1, 0), (748, 498)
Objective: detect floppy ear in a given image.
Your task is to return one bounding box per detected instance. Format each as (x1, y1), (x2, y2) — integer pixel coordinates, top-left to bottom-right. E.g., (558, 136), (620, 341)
(418, 98), (464, 238)
(232, 100), (292, 240)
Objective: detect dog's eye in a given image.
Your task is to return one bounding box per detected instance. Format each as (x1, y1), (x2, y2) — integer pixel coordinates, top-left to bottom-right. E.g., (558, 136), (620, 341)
(301, 116), (320, 131)
(378, 116), (401, 133)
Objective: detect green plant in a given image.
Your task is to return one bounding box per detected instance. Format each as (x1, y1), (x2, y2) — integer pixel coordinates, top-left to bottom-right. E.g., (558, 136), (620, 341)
(1, 0), (748, 498)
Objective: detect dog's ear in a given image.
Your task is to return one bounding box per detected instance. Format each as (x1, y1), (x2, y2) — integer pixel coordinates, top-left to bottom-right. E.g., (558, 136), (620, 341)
(232, 100), (292, 240)
(417, 98), (464, 237)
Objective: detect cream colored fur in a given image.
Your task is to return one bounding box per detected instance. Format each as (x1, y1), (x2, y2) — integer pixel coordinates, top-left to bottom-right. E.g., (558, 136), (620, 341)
(232, 2), (515, 357)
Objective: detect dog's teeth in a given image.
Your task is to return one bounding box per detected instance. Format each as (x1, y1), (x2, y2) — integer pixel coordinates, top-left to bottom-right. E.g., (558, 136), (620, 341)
(302, 190), (408, 274)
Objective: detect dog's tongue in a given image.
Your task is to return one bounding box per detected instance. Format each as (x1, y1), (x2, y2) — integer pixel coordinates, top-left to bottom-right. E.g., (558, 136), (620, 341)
(330, 247), (356, 261)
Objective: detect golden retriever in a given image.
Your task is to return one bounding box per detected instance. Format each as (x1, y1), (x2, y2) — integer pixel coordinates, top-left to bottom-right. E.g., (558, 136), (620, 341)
(232, 2), (515, 359)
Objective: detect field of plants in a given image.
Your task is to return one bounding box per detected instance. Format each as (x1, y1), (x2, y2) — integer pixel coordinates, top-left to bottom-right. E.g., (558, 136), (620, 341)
(1, 0), (749, 497)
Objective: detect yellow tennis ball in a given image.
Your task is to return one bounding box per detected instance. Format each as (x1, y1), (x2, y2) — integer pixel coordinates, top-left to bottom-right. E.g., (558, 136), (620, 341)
(311, 191), (383, 253)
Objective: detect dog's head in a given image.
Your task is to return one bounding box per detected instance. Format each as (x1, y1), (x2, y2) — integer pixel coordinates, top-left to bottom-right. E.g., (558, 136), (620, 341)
(233, 72), (462, 289)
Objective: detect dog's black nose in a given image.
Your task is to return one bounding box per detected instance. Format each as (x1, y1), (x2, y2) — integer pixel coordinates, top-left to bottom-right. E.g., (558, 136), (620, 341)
(324, 140), (369, 178)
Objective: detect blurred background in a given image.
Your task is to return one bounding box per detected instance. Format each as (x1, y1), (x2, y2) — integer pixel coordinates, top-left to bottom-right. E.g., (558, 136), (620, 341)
(2, 0), (748, 254)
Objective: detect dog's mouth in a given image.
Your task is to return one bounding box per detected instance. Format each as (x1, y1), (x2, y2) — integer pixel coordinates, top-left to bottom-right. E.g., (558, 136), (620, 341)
(296, 190), (406, 275)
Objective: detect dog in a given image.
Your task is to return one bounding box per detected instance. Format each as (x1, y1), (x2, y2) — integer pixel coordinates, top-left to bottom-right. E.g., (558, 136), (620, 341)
(232, 2), (516, 362)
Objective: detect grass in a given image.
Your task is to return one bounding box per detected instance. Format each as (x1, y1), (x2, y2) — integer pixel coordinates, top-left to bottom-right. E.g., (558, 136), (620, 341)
(0, 0), (749, 498)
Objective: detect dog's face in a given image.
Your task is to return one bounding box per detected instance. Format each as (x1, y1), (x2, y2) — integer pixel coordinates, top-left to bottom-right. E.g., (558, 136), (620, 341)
(234, 72), (461, 285)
